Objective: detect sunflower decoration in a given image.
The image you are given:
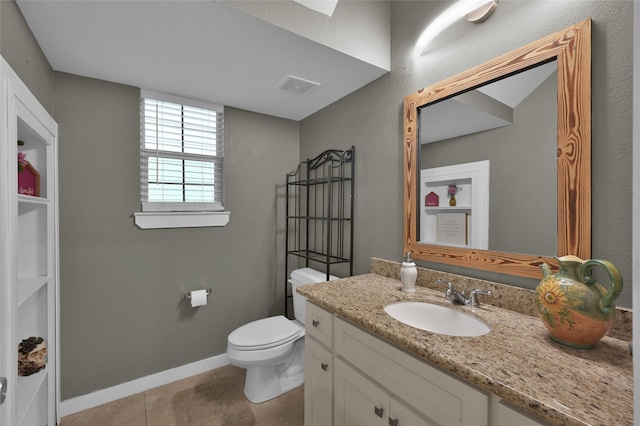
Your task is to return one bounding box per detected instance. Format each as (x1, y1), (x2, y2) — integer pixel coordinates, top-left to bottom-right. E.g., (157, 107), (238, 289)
(534, 278), (578, 330)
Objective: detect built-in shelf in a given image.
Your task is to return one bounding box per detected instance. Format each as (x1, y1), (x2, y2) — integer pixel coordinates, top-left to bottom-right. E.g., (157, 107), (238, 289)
(17, 368), (48, 425)
(420, 160), (490, 250)
(18, 194), (51, 205)
(424, 206), (471, 211)
(2, 56), (58, 426)
(17, 276), (50, 307)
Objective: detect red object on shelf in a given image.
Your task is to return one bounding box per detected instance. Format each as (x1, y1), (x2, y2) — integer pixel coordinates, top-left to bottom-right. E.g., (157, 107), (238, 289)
(425, 191), (439, 207)
(18, 162), (40, 197)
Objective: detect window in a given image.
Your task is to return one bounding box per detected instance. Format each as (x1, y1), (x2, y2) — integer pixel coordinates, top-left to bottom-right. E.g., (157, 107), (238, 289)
(135, 90), (229, 229)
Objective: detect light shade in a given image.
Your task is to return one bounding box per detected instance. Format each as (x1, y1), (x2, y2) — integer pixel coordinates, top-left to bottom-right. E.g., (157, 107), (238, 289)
(414, 0), (498, 58)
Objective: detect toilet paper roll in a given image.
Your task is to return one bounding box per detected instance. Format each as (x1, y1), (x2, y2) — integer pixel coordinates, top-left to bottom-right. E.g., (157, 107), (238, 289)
(190, 289), (208, 307)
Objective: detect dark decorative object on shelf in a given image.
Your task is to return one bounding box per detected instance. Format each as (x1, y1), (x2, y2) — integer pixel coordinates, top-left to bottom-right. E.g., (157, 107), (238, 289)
(425, 191), (439, 207)
(18, 154), (40, 197)
(447, 183), (461, 206)
(18, 336), (47, 376)
(17, 140), (25, 171)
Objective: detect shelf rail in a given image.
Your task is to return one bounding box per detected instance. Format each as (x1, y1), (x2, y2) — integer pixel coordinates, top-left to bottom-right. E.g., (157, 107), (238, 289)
(284, 147), (355, 318)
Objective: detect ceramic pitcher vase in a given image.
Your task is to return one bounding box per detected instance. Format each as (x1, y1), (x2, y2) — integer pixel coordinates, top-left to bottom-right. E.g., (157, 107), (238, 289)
(534, 255), (623, 348)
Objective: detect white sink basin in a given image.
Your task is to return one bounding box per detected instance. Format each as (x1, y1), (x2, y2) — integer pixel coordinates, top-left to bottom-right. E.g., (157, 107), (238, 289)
(383, 302), (490, 337)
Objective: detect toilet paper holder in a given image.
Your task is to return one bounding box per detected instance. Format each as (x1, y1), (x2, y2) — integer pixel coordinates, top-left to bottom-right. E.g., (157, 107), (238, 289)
(181, 288), (212, 300)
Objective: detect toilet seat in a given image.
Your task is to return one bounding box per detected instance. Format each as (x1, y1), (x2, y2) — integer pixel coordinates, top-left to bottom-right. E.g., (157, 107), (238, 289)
(226, 267), (331, 403)
(228, 315), (303, 351)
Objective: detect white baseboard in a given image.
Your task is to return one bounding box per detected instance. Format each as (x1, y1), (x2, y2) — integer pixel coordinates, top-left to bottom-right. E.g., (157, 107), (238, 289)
(59, 353), (230, 417)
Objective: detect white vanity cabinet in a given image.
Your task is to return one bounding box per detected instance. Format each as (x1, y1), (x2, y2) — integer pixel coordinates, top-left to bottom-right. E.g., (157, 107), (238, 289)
(305, 302), (550, 426)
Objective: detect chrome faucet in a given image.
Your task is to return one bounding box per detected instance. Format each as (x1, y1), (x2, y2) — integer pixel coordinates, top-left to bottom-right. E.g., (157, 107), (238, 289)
(437, 280), (492, 306)
(439, 279), (455, 300)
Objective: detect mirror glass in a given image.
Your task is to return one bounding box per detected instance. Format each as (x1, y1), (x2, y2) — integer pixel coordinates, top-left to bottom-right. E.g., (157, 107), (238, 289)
(403, 20), (591, 279)
(418, 61), (557, 255)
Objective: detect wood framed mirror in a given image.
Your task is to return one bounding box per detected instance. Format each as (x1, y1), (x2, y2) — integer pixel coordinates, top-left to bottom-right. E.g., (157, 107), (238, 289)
(403, 19), (591, 279)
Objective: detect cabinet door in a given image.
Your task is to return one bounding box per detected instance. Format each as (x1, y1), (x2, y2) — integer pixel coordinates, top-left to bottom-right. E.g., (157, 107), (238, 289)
(305, 337), (333, 426)
(334, 358), (388, 426)
(389, 396), (436, 426)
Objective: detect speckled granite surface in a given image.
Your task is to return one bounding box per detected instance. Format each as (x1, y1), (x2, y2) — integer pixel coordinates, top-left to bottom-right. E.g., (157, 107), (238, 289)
(371, 258), (633, 342)
(297, 269), (633, 426)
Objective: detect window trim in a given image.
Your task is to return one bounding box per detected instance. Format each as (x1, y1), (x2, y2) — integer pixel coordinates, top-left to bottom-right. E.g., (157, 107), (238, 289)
(136, 90), (229, 229)
(134, 211), (230, 229)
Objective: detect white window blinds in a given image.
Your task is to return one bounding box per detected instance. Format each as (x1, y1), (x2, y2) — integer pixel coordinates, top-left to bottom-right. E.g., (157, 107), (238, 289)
(140, 91), (224, 212)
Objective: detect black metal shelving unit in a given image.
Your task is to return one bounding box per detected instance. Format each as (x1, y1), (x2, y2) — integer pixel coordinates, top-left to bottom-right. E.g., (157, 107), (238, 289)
(285, 147), (355, 318)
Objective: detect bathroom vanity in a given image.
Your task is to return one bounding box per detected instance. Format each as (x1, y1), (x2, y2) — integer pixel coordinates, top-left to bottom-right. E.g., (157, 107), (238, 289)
(300, 272), (633, 426)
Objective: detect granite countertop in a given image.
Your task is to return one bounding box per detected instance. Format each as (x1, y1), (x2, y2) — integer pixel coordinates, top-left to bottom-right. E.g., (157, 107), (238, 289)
(297, 273), (633, 426)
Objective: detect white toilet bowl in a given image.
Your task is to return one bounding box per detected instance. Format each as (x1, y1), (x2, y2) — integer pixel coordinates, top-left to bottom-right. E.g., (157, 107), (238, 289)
(227, 315), (305, 403)
(226, 268), (336, 403)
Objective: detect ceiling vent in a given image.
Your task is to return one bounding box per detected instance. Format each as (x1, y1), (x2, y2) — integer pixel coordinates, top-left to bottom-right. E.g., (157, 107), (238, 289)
(276, 75), (321, 95)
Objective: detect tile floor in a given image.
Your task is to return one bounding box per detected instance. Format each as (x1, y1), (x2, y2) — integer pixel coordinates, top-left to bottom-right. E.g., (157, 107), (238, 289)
(58, 365), (304, 426)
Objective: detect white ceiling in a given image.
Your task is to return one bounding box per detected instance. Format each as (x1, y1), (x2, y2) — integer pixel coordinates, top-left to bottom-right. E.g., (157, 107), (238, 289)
(16, 0), (389, 121)
(420, 61), (558, 144)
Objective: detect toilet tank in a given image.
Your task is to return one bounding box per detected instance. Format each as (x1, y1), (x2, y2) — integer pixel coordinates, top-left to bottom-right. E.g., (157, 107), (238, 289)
(289, 268), (337, 324)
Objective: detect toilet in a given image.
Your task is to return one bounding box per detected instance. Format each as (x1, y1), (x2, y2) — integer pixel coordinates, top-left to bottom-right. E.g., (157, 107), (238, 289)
(226, 267), (336, 403)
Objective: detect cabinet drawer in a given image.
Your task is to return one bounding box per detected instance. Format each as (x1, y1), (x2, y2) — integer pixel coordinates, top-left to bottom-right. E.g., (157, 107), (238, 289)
(335, 317), (488, 426)
(305, 302), (333, 348)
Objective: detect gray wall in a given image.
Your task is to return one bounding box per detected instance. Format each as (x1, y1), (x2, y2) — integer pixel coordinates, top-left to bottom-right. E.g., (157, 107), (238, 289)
(0, 0), (54, 113)
(53, 75), (299, 399)
(300, 0), (634, 305)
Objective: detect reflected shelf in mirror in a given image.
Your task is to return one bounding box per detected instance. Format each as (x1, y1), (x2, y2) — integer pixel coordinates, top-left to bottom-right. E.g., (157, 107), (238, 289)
(419, 62), (557, 255)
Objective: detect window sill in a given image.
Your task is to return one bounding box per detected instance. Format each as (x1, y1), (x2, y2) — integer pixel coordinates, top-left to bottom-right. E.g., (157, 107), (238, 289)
(134, 211), (230, 229)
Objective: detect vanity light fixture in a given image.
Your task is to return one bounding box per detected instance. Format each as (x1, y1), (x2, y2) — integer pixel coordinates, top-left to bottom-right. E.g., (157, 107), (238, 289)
(414, 0), (498, 58)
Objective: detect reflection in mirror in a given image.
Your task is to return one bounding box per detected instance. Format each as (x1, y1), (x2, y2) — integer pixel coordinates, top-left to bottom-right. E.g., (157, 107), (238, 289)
(418, 61), (558, 255)
(403, 19), (591, 279)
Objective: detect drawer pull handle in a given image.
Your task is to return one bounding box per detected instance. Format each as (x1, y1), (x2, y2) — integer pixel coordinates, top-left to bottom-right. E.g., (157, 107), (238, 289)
(312, 320), (320, 327)
(374, 406), (384, 418)
(389, 418), (399, 426)
(321, 362), (328, 371)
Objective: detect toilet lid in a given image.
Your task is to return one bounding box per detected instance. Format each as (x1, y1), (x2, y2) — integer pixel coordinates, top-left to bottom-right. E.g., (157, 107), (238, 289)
(228, 315), (302, 350)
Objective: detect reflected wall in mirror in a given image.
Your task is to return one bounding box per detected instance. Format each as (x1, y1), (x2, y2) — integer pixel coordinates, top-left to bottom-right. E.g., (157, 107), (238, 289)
(419, 61), (558, 255)
(403, 19), (591, 279)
